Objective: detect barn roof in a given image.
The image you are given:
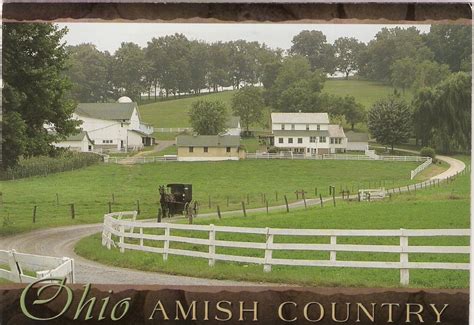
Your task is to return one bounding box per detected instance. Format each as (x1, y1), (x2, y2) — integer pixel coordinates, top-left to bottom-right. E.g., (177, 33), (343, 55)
(65, 131), (93, 143)
(271, 112), (329, 124)
(75, 102), (137, 121)
(346, 130), (369, 142)
(177, 135), (240, 147)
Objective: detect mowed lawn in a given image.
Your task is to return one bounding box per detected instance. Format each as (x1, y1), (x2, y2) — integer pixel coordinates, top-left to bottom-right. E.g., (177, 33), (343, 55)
(139, 90), (235, 128)
(138, 80), (406, 128)
(0, 159), (425, 235)
(76, 157), (469, 288)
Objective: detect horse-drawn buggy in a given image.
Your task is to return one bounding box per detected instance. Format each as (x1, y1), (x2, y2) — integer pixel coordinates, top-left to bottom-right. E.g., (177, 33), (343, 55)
(159, 183), (198, 218)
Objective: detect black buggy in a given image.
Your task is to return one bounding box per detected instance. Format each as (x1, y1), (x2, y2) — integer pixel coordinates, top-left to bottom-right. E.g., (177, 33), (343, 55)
(159, 184), (198, 218)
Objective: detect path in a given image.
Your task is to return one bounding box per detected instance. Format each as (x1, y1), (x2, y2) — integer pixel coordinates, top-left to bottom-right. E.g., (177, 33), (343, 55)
(0, 151), (466, 284)
(117, 140), (175, 165)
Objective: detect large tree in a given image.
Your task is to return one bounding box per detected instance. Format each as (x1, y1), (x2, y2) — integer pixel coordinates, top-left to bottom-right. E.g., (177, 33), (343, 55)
(368, 96), (412, 152)
(231, 86), (265, 134)
(189, 100), (228, 135)
(66, 43), (114, 102)
(2, 23), (79, 169)
(290, 30), (336, 74)
(333, 37), (365, 79)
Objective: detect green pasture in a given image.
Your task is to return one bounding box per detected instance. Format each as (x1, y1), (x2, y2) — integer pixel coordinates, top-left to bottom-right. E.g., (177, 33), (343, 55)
(0, 159), (430, 235)
(75, 157), (469, 288)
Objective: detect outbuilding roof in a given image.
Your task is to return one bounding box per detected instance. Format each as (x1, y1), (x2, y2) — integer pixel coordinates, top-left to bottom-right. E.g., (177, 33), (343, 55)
(75, 102), (137, 121)
(177, 135), (240, 148)
(328, 124), (346, 138)
(271, 112), (330, 124)
(346, 130), (369, 142)
(65, 131), (93, 143)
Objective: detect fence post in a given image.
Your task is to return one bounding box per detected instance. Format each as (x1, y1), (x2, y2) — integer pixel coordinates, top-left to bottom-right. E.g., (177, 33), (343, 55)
(217, 205), (222, 219)
(119, 225), (125, 253)
(400, 229), (409, 286)
(157, 208), (162, 223)
(241, 202), (247, 217)
(330, 236), (337, 262)
(108, 202), (112, 214)
(163, 225), (170, 261)
(70, 204), (75, 219)
(302, 191), (307, 209)
(32, 205), (37, 223)
(332, 190), (336, 207)
(284, 195), (289, 212)
(319, 194), (323, 207)
(263, 228), (273, 272)
(265, 200), (269, 215)
(209, 224), (216, 267)
(7, 250), (22, 283)
(139, 228), (144, 247)
(136, 200), (141, 215)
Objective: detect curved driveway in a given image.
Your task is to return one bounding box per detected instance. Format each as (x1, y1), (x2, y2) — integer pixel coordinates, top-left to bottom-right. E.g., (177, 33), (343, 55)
(0, 151), (466, 285)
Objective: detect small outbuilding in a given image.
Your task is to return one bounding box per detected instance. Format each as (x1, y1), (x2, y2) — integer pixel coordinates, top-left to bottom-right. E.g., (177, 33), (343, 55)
(345, 131), (369, 152)
(54, 131), (94, 152)
(176, 135), (244, 161)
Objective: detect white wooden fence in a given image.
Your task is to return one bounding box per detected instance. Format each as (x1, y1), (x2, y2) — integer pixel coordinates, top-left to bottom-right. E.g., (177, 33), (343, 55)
(410, 158), (433, 179)
(104, 155), (178, 164)
(154, 127), (192, 133)
(0, 249), (75, 283)
(102, 213), (469, 286)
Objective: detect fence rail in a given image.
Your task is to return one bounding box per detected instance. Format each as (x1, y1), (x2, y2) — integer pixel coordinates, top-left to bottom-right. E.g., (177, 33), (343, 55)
(411, 158), (433, 179)
(0, 249), (75, 283)
(154, 127), (192, 133)
(102, 213), (469, 285)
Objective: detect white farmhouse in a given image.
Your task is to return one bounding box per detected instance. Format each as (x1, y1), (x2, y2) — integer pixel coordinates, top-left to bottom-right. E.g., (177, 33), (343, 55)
(72, 97), (155, 152)
(271, 112), (347, 155)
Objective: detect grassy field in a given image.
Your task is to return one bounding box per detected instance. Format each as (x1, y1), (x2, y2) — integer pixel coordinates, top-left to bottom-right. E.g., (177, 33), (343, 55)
(139, 80), (405, 128)
(0, 159), (430, 236)
(75, 156), (469, 288)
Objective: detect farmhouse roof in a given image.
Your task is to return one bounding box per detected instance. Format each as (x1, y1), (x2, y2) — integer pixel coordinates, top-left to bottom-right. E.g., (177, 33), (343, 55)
(346, 130), (369, 142)
(128, 129), (154, 137)
(226, 116), (241, 129)
(328, 124), (346, 138)
(271, 112), (330, 124)
(177, 135), (240, 148)
(75, 102), (137, 121)
(65, 131), (93, 143)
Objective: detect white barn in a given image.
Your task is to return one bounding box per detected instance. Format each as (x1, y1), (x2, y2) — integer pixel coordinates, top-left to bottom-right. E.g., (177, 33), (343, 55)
(346, 131), (369, 152)
(72, 98), (154, 152)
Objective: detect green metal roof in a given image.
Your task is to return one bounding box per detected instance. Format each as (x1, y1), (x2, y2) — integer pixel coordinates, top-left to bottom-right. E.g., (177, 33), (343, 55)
(75, 102), (137, 120)
(65, 131), (93, 143)
(177, 135), (240, 147)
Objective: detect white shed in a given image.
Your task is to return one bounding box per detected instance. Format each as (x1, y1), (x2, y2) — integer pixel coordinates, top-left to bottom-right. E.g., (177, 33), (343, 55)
(54, 131), (94, 152)
(346, 131), (369, 151)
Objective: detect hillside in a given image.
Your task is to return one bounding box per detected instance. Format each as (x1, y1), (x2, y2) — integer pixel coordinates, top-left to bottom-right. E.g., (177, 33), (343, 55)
(138, 80), (410, 128)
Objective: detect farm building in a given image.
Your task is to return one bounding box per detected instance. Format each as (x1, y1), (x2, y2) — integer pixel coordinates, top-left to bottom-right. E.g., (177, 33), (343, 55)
(54, 131), (94, 152)
(72, 97), (155, 152)
(176, 135), (244, 161)
(346, 131), (369, 151)
(270, 112), (348, 155)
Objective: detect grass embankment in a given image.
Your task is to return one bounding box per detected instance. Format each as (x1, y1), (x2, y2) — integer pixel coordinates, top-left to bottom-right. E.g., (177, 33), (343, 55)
(0, 159), (428, 236)
(75, 157), (468, 289)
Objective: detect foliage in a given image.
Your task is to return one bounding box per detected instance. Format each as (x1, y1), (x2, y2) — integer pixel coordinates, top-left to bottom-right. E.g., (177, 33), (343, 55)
(368, 96), (412, 152)
(420, 147), (436, 160)
(2, 23), (79, 169)
(188, 100), (228, 135)
(333, 37), (366, 79)
(0, 152), (102, 180)
(290, 30), (336, 74)
(231, 86), (265, 132)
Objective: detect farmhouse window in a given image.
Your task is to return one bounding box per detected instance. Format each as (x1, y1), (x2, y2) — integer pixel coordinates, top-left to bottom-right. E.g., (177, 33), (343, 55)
(310, 136), (316, 143)
(291, 124), (295, 130)
(189, 147), (194, 153)
(226, 147), (231, 153)
(298, 138), (303, 144)
(319, 136), (326, 143)
(317, 124), (320, 131)
(288, 138), (293, 144)
(281, 124), (285, 130)
(204, 147), (209, 153)
(279, 138), (284, 144)
(330, 138), (334, 144)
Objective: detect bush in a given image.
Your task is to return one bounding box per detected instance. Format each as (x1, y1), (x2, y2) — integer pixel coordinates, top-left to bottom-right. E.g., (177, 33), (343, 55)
(267, 146), (279, 154)
(420, 147), (436, 160)
(0, 151), (102, 180)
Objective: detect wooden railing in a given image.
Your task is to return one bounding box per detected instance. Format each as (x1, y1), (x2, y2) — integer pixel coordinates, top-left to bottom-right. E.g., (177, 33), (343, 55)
(0, 249), (75, 283)
(411, 158), (433, 179)
(102, 213), (469, 286)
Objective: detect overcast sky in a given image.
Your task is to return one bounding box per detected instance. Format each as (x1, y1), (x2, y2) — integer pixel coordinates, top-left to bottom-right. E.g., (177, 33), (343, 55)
(57, 23), (431, 53)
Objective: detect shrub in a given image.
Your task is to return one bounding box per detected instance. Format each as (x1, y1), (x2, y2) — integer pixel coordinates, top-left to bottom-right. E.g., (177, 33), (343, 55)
(420, 147), (436, 160)
(267, 146), (279, 154)
(0, 151), (102, 180)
